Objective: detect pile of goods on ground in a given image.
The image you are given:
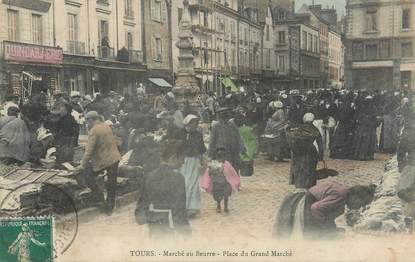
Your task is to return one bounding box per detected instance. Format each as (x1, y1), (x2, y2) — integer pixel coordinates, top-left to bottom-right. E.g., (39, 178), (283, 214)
(0, 165), (142, 217)
(346, 156), (409, 234)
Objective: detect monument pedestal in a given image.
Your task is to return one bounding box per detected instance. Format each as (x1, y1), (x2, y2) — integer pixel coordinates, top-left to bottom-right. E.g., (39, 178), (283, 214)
(172, 0), (200, 113)
(173, 73), (199, 109)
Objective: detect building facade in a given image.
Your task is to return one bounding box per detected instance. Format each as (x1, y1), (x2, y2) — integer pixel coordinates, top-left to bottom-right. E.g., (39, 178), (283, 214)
(239, 1), (263, 87)
(329, 29), (343, 88)
(297, 23), (321, 89)
(172, 0), (239, 94)
(0, 0), (60, 101)
(0, 0), (146, 103)
(271, 2), (320, 90)
(345, 0), (415, 91)
(58, 0), (145, 96)
(141, 0), (172, 87)
(171, 0), (263, 95)
(261, 5), (278, 88)
(272, 3), (294, 90)
(298, 4), (330, 89)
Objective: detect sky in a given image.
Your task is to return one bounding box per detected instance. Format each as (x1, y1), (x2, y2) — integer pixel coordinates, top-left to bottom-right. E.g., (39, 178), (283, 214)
(295, 0), (346, 16)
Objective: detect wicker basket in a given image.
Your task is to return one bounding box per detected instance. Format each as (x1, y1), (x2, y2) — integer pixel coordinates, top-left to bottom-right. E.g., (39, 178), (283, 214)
(286, 125), (319, 153)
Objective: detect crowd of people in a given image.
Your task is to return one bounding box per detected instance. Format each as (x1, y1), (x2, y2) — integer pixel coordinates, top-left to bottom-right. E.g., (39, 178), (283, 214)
(0, 83), (414, 239)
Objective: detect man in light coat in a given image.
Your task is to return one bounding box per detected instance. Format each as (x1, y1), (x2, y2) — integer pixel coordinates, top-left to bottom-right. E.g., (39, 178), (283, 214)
(78, 111), (121, 215)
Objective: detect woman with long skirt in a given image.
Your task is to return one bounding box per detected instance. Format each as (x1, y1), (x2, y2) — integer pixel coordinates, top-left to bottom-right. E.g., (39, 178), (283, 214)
(181, 115), (206, 217)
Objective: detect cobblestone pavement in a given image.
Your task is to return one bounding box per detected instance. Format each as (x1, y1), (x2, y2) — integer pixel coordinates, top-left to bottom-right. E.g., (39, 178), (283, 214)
(61, 153), (415, 262)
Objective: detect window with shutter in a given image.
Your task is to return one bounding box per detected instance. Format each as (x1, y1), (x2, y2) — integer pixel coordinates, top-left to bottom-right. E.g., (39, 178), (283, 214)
(266, 25), (270, 41)
(161, 1), (167, 23)
(157, 38), (163, 61)
(31, 14), (42, 45)
(178, 8), (183, 25)
(151, 37), (156, 60)
(231, 48), (235, 65)
(402, 9), (411, 29)
(125, 0), (133, 17)
(302, 31), (307, 49)
(68, 14), (77, 41)
(266, 49), (271, 68)
(151, 0), (162, 22)
(275, 51), (278, 70)
(99, 20), (109, 45)
(7, 9), (19, 41)
(279, 55), (285, 72)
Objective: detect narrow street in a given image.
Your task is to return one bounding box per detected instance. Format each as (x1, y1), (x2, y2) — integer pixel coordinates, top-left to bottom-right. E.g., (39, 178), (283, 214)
(60, 153), (415, 262)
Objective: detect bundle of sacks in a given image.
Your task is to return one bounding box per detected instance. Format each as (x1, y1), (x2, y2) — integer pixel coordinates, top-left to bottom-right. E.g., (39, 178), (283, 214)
(346, 156), (407, 233)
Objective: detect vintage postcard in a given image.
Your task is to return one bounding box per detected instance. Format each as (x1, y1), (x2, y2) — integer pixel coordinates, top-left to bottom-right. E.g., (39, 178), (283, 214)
(0, 0), (415, 261)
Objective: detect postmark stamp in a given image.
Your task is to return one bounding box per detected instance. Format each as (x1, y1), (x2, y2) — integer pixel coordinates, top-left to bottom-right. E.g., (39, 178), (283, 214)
(0, 182), (79, 259)
(0, 216), (53, 262)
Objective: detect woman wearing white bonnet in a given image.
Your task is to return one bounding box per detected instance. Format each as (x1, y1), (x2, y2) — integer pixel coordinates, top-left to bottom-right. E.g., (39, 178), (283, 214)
(183, 114), (199, 126)
(303, 112), (315, 123)
(181, 114), (206, 217)
(264, 101), (289, 161)
(287, 112), (323, 189)
(274, 101), (284, 109)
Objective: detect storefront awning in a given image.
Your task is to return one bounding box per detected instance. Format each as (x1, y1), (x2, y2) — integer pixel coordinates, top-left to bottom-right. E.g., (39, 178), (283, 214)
(149, 78), (172, 88)
(221, 77), (238, 92)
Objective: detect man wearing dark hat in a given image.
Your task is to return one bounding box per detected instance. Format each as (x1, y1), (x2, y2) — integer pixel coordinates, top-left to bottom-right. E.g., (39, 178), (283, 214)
(208, 107), (245, 171)
(55, 102), (79, 164)
(1, 94), (19, 116)
(0, 106), (19, 128)
(288, 95), (306, 124)
(351, 95), (378, 161)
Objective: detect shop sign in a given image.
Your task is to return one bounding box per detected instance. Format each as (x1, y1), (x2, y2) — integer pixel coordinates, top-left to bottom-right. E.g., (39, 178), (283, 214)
(3, 41), (63, 64)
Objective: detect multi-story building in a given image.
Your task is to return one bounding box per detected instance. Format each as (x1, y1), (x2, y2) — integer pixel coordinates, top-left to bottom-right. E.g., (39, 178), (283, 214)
(172, 0), (262, 94)
(0, 0), (146, 102)
(58, 0), (145, 95)
(329, 29), (343, 88)
(141, 0), (173, 88)
(0, 0), (60, 100)
(272, 2), (293, 90)
(239, 1), (263, 87)
(172, 0), (239, 94)
(272, 2), (320, 90)
(298, 4), (330, 88)
(296, 23), (321, 89)
(261, 4), (278, 88)
(345, 0), (415, 91)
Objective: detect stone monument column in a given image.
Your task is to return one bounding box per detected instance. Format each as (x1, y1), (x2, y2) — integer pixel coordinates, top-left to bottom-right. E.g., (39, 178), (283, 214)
(172, 0), (200, 111)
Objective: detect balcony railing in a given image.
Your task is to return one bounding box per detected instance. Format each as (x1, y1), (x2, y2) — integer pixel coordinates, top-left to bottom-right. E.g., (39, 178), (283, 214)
(97, 46), (115, 59)
(189, 0), (214, 10)
(129, 50), (143, 64)
(192, 24), (216, 35)
(66, 41), (86, 55)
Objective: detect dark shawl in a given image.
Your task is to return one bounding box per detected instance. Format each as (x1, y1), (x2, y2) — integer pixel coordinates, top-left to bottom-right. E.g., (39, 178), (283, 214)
(135, 164), (191, 236)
